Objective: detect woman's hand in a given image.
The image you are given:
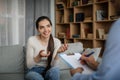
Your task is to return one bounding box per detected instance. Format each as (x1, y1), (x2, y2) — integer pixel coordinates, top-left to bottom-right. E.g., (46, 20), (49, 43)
(80, 54), (99, 70)
(39, 50), (50, 57)
(70, 67), (84, 76)
(57, 43), (68, 53)
(34, 50), (50, 63)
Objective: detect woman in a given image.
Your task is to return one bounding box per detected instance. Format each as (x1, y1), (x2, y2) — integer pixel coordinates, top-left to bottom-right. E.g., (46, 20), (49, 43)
(25, 16), (67, 80)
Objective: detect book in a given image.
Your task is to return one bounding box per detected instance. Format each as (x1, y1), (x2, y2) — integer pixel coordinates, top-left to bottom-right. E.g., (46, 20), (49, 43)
(96, 10), (107, 21)
(81, 28), (86, 38)
(67, 0), (70, 7)
(97, 29), (105, 39)
(82, 0), (88, 4)
(60, 15), (64, 23)
(76, 13), (84, 22)
(66, 27), (70, 38)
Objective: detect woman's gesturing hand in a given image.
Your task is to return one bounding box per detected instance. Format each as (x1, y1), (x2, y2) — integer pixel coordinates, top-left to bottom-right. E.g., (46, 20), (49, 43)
(57, 44), (68, 53)
(34, 50), (50, 63)
(39, 50), (50, 57)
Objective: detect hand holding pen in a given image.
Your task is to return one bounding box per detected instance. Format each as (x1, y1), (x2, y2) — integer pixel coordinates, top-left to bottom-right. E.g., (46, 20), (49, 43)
(80, 52), (99, 70)
(79, 51), (94, 61)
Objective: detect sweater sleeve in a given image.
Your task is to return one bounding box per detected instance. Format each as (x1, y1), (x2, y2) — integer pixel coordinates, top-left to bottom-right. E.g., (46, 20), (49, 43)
(71, 73), (93, 80)
(26, 37), (37, 69)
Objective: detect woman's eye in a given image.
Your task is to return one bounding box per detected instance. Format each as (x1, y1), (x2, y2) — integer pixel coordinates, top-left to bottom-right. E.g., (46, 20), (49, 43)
(47, 25), (51, 28)
(39, 26), (44, 29)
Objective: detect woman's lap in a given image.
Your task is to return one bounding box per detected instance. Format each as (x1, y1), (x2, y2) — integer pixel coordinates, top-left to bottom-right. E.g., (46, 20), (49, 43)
(25, 66), (60, 80)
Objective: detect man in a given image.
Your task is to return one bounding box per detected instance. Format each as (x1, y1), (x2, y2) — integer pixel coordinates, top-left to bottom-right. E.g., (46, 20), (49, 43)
(70, 0), (120, 80)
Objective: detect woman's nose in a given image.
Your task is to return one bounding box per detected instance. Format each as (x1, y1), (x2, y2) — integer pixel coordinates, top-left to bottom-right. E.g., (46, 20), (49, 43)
(44, 27), (48, 31)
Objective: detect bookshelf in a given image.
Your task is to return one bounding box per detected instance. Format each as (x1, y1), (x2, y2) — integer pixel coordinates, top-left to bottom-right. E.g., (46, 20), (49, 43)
(55, 0), (118, 56)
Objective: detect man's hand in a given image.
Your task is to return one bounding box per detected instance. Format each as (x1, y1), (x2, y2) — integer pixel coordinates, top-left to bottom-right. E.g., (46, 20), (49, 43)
(70, 67), (84, 76)
(80, 54), (99, 70)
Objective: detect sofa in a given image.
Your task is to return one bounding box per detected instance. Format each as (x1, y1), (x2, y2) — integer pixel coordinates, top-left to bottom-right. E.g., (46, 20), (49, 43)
(0, 42), (83, 80)
(0, 45), (25, 80)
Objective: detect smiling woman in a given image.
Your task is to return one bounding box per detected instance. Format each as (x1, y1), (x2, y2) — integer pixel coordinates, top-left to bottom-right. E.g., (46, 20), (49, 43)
(0, 0), (25, 46)
(25, 16), (68, 80)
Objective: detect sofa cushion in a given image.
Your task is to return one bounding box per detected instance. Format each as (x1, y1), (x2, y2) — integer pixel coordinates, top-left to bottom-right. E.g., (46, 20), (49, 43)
(0, 44), (24, 73)
(0, 73), (24, 80)
(62, 42), (83, 54)
(60, 69), (71, 80)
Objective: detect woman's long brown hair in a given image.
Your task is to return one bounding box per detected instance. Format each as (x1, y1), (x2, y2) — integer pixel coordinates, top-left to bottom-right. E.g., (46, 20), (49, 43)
(46, 34), (54, 71)
(36, 16), (54, 73)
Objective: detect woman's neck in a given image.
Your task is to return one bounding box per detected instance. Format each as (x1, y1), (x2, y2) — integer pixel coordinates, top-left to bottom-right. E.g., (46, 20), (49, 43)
(38, 35), (49, 46)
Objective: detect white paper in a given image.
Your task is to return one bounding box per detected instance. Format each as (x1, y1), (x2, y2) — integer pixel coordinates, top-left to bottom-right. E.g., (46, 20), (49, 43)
(84, 48), (101, 61)
(59, 53), (94, 74)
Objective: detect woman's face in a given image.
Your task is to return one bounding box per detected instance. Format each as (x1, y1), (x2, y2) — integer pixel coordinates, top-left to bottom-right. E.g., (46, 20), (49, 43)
(37, 19), (52, 39)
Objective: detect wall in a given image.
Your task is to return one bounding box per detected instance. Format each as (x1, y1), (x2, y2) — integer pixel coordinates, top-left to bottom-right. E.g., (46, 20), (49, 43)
(25, 0), (55, 44)
(50, 0), (55, 36)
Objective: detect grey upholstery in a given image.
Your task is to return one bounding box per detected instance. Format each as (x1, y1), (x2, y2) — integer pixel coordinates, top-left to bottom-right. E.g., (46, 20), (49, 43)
(0, 45), (24, 80)
(0, 74), (24, 80)
(61, 42), (83, 54)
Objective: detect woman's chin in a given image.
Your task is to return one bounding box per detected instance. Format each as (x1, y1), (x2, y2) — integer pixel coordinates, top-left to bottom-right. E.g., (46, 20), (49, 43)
(41, 34), (51, 39)
(43, 35), (50, 38)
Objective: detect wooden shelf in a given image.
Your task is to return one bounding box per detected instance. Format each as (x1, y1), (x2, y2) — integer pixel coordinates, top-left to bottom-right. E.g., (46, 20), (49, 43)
(95, 1), (108, 4)
(55, 0), (116, 56)
(95, 20), (115, 22)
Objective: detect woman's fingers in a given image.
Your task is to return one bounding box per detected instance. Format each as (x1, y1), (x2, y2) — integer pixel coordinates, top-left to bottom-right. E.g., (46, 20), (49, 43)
(46, 51), (51, 57)
(39, 50), (51, 57)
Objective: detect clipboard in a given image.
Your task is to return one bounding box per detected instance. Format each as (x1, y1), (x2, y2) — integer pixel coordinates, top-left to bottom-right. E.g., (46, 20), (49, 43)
(59, 53), (94, 74)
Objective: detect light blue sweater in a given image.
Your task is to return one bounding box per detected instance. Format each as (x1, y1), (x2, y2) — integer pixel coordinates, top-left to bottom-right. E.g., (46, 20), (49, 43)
(71, 19), (120, 80)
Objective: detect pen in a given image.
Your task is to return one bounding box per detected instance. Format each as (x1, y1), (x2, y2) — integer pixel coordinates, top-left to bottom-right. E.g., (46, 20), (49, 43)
(78, 51), (94, 60)
(85, 51), (94, 57)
